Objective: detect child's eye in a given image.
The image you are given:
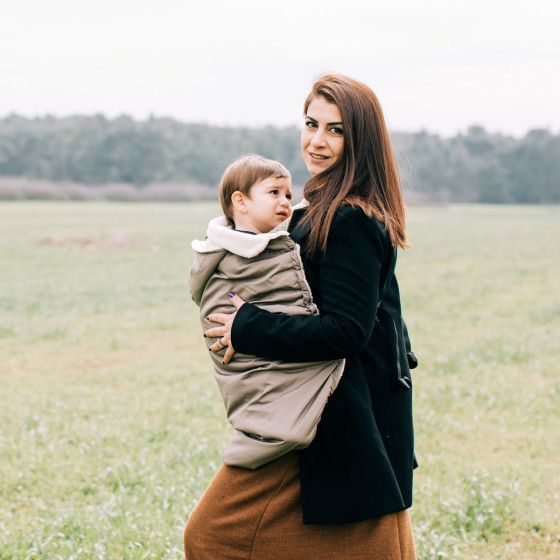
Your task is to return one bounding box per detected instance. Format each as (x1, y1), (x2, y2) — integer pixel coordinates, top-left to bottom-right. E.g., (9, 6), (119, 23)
(286, 193), (292, 200)
(270, 190), (278, 195)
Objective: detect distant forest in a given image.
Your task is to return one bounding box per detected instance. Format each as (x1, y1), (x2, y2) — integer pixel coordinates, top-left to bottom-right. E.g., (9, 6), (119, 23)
(0, 114), (558, 203)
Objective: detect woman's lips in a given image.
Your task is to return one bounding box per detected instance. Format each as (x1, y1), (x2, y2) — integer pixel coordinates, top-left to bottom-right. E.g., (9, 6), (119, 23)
(309, 152), (329, 161)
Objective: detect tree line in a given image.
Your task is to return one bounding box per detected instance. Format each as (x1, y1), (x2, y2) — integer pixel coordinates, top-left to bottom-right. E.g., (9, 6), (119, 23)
(0, 114), (558, 203)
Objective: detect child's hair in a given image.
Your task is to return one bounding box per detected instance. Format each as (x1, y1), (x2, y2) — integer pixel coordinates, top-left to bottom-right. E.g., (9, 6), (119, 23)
(219, 154), (291, 227)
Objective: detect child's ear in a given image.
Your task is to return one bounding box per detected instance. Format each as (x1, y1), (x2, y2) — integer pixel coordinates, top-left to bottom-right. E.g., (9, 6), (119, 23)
(231, 191), (248, 214)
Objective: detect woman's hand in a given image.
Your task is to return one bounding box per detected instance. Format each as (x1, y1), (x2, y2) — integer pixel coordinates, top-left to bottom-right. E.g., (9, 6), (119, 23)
(205, 292), (245, 364)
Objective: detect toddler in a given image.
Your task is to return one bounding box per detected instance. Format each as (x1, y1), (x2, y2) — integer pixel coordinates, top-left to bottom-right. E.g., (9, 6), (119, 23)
(189, 154), (344, 468)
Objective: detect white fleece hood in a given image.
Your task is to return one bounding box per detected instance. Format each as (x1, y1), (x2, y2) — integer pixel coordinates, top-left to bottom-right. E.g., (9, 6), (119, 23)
(191, 215), (291, 259)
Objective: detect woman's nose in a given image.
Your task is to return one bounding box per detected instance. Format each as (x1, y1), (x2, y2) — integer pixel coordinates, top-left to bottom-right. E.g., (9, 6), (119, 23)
(310, 128), (326, 147)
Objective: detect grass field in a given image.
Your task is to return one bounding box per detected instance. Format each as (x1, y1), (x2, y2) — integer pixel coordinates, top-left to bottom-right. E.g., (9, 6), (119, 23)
(1, 202), (559, 559)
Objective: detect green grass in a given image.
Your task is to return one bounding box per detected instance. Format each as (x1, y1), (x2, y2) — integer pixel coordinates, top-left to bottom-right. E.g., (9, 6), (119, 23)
(1, 202), (559, 559)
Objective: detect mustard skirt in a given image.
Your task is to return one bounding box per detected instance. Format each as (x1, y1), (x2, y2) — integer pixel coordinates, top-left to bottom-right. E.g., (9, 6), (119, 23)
(184, 452), (416, 560)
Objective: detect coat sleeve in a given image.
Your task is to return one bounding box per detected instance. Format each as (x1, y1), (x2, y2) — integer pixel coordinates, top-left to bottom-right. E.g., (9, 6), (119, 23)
(231, 207), (387, 362)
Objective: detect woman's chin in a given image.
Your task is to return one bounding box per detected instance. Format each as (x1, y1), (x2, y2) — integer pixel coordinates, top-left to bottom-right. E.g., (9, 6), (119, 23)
(306, 162), (330, 176)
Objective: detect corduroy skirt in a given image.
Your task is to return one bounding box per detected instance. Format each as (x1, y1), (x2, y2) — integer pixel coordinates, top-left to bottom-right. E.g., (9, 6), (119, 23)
(184, 452), (416, 560)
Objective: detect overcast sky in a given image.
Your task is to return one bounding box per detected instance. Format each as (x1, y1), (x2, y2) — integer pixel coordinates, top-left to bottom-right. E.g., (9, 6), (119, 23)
(2, 0), (558, 136)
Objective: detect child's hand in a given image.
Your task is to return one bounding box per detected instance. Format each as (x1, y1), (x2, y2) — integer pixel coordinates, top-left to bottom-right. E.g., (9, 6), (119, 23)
(206, 293), (245, 364)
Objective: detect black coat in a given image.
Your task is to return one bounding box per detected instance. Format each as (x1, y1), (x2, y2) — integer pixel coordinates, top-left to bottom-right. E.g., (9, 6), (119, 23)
(231, 205), (416, 525)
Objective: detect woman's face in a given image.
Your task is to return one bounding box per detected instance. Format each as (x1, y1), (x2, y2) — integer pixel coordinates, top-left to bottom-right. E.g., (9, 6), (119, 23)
(301, 96), (344, 176)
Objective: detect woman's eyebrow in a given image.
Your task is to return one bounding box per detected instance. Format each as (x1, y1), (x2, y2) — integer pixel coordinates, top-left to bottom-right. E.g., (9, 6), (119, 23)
(305, 115), (344, 126)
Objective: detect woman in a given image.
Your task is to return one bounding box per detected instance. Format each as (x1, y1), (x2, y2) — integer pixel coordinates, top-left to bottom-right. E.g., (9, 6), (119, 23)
(184, 74), (417, 559)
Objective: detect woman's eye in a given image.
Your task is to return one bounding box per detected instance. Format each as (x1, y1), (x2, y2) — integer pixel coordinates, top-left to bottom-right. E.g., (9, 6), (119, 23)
(330, 126), (343, 135)
(305, 120), (317, 129)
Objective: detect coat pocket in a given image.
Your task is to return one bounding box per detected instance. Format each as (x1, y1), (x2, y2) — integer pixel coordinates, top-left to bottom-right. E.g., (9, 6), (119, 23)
(375, 307), (412, 390)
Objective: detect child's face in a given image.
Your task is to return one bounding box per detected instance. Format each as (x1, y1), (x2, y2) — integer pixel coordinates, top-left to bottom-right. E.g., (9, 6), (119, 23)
(242, 176), (293, 233)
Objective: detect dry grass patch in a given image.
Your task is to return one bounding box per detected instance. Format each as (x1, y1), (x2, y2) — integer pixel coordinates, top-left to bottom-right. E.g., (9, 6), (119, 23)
(37, 231), (145, 251)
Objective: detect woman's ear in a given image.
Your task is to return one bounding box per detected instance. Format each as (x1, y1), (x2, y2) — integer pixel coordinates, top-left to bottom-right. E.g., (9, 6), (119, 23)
(231, 191), (248, 214)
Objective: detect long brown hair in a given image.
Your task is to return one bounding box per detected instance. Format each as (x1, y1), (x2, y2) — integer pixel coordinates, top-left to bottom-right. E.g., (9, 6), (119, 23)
(301, 73), (408, 252)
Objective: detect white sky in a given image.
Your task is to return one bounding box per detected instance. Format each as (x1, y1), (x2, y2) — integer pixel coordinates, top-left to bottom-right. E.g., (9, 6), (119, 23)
(2, 0), (559, 136)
